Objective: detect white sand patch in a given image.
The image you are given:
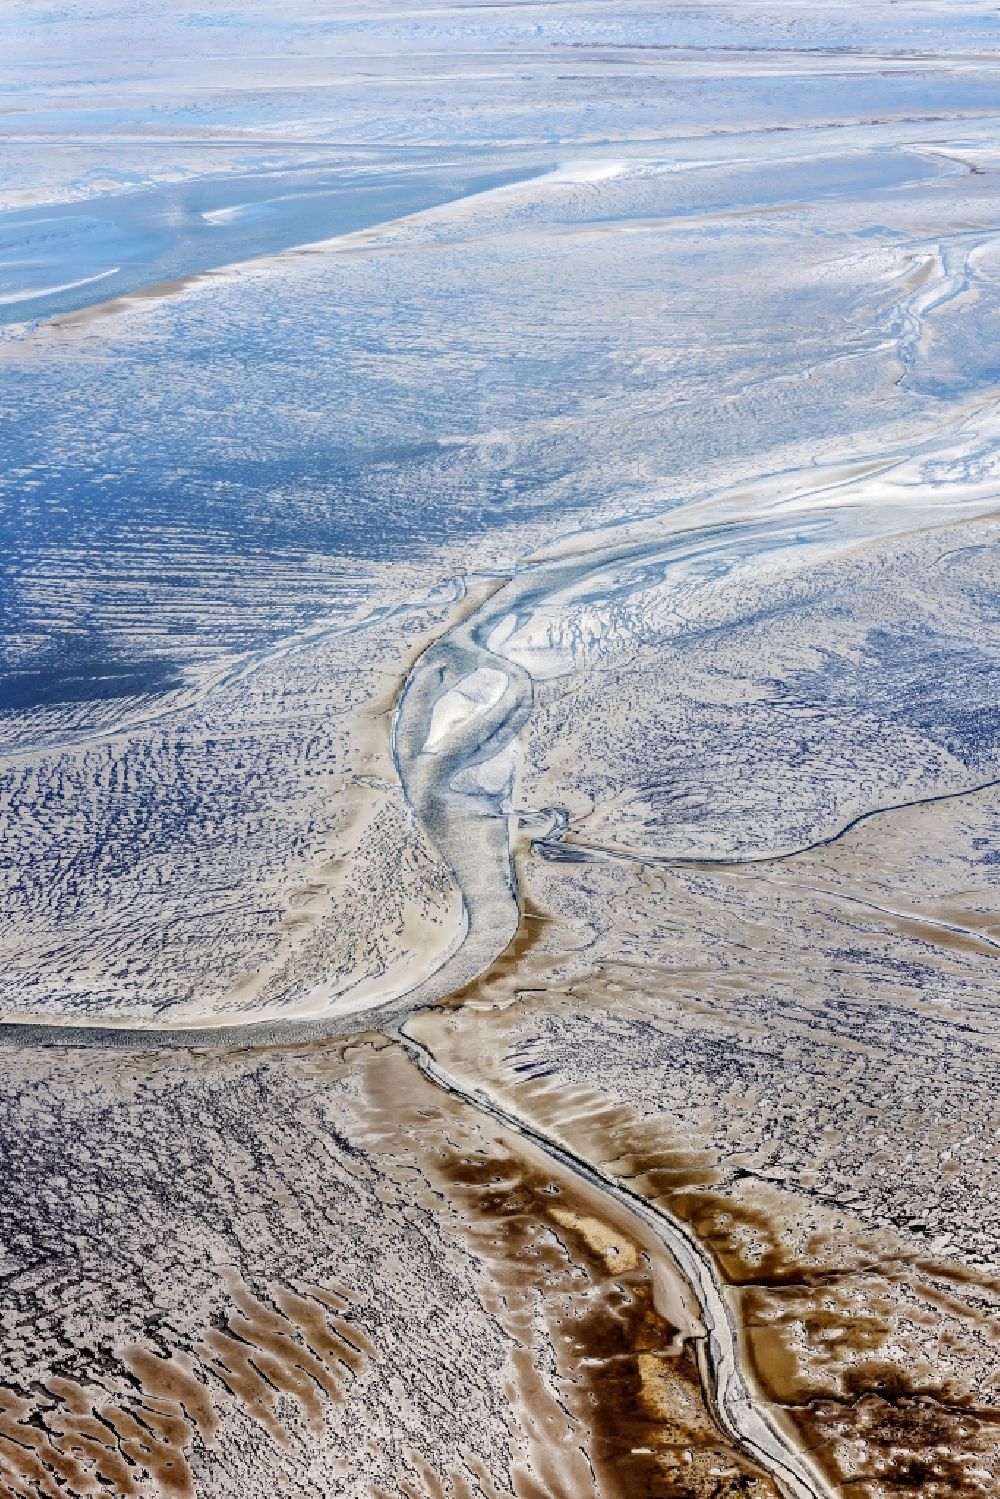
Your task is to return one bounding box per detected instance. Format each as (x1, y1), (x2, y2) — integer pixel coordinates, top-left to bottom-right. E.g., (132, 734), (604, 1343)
(423, 666), (508, 753)
(497, 605), (611, 680)
(485, 611), (518, 653)
(0, 266), (119, 305)
(201, 202), (277, 226)
(544, 160), (630, 185)
(450, 738), (518, 797)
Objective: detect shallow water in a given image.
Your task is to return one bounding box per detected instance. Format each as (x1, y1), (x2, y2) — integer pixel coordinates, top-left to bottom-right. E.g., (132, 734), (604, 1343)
(0, 161), (538, 323)
(1, 0), (998, 962)
(0, 6), (998, 1495)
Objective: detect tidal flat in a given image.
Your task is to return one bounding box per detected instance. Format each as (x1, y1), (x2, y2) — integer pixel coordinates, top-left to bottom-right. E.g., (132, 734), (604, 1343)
(0, 0), (998, 1495)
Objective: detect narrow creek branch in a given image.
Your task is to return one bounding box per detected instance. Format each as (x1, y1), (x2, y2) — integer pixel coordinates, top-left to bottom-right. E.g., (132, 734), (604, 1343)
(391, 1017), (838, 1499)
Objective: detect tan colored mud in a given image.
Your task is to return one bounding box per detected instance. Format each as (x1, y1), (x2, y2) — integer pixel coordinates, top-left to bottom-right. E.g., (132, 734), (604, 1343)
(404, 778), (1000, 1496)
(0, 1274), (368, 1497)
(354, 1039), (782, 1499)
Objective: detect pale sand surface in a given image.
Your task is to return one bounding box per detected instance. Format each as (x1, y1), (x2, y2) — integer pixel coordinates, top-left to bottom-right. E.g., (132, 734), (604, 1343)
(1, 1), (999, 1494)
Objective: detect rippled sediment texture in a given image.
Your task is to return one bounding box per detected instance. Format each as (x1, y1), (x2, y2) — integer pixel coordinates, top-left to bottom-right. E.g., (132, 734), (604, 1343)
(0, 1), (997, 1495)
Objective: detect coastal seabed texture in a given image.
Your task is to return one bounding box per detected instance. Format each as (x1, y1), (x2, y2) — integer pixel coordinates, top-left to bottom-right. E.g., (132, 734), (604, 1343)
(0, 1), (998, 1496)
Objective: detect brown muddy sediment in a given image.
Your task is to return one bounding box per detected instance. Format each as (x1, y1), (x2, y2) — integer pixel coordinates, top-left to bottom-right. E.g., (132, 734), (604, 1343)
(402, 828), (1000, 1498)
(355, 1037), (783, 1499)
(444, 893), (555, 1010)
(0, 1265), (375, 1498)
(417, 999), (1000, 1494)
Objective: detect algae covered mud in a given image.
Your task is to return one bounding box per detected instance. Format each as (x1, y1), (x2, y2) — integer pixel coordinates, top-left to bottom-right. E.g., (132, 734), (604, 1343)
(0, 1), (998, 1495)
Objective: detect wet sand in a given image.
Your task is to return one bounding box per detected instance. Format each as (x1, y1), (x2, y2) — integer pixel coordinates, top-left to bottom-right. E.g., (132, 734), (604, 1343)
(1, 1), (999, 1493)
